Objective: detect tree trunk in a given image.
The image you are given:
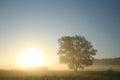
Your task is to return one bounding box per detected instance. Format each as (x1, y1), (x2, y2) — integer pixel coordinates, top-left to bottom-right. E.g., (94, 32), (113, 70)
(74, 65), (78, 72)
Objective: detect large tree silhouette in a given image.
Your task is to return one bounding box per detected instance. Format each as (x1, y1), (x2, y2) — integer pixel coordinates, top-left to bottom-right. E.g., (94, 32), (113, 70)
(57, 35), (97, 72)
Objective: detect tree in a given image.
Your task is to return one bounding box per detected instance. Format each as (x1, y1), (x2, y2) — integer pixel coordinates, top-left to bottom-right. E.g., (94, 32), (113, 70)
(57, 35), (97, 72)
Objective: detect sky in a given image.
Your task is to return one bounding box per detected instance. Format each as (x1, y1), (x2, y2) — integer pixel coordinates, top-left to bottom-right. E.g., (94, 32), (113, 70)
(0, 0), (120, 69)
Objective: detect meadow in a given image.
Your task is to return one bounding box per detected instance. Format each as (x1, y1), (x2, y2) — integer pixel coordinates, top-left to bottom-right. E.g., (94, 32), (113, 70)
(0, 70), (120, 80)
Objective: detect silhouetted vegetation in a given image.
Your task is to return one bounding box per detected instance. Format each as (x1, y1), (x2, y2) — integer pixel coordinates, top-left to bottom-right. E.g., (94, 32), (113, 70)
(57, 35), (97, 72)
(0, 70), (120, 80)
(106, 67), (114, 73)
(94, 57), (120, 66)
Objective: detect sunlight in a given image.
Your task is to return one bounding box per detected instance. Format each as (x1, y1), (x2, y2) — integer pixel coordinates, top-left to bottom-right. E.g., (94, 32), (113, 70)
(19, 48), (46, 68)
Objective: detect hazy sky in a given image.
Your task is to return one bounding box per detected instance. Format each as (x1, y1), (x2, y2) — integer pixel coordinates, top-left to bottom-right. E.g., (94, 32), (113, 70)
(0, 0), (120, 69)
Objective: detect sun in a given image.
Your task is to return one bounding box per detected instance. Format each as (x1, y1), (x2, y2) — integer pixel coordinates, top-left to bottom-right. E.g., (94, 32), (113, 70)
(19, 48), (46, 68)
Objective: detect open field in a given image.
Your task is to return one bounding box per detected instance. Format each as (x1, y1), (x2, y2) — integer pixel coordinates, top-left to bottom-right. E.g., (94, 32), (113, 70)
(0, 70), (120, 80)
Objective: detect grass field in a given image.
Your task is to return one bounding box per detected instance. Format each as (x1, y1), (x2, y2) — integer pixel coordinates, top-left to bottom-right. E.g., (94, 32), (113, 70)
(0, 70), (120, 80)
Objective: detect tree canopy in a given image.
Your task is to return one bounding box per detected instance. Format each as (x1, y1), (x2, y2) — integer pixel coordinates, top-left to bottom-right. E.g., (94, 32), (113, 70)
(57, 35), (97, 72)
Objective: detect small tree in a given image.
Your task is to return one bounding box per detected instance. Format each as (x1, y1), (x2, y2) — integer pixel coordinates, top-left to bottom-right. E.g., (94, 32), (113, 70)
(57, 35), (97, 72)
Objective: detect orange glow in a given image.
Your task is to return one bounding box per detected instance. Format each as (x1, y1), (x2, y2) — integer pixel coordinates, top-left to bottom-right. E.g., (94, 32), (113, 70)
(19, 48), (46, 68)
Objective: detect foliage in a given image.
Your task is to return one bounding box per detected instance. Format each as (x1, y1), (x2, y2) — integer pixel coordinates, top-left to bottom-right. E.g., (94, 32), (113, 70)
(58, 35), (97, 71)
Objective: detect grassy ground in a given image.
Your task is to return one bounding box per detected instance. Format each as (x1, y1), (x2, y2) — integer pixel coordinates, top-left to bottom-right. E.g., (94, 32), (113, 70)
(0, 70), (120, 80)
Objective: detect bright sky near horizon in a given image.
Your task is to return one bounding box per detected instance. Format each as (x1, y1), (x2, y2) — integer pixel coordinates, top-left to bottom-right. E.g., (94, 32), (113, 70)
(0, 0), (120, 69)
